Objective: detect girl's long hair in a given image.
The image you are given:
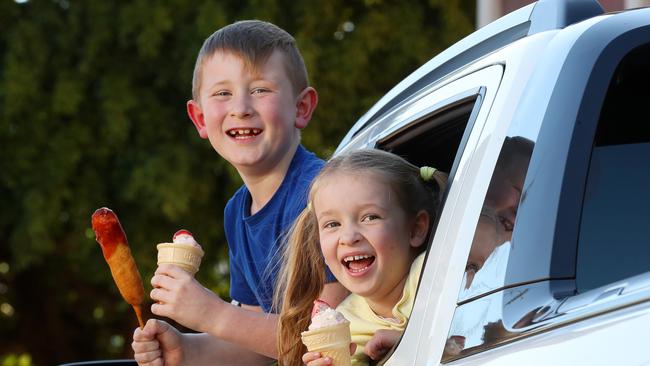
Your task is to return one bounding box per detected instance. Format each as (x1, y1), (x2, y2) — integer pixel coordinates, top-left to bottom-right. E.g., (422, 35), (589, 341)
(273, 149), (447, 366)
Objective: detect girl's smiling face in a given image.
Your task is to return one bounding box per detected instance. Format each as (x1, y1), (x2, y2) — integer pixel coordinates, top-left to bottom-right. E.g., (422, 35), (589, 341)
(313, 172), (429, 311)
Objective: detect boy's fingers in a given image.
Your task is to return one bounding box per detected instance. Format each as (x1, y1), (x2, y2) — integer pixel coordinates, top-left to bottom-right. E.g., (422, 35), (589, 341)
(133, 319), (159, 340)
(154, 264), (188, 278)
(150, 272), (177, 289)
(150, 288), (171, 304)
(133, 349), (163, 366)
(150, 302), (169, 318)
(145, 319), (170, 337)
(131, 338), (161, 354)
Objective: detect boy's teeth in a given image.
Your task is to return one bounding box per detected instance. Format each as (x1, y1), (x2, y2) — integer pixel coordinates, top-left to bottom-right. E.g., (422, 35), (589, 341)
(228, 129), (261, 136)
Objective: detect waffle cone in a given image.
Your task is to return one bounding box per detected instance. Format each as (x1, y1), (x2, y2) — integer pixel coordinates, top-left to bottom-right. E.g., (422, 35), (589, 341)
(157, 243), (204, 276)
(301, 321), (351, 366)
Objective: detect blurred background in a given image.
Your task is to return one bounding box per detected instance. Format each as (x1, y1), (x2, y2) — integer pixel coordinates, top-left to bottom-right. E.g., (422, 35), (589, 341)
(0, 0), (474, 364)
(2, 0), (644, 364)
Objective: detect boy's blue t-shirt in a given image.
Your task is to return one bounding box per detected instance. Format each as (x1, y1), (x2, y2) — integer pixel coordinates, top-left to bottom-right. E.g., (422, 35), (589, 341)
(224, 145), (331, 312)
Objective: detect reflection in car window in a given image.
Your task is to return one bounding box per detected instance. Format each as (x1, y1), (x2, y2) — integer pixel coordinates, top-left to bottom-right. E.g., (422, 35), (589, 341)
(443, 134), (536, 360)
(458, 136), (534, 302)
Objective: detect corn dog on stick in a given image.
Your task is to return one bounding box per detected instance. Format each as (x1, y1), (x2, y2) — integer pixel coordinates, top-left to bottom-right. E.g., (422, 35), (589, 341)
(91, 207), (145, 328)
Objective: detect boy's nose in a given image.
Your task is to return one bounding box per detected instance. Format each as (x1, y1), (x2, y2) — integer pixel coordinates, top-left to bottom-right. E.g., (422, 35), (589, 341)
(230, 95), (253, 118)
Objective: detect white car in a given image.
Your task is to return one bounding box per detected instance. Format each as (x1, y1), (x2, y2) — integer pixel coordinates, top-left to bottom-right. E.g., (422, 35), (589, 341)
(334, 0), (650, 365)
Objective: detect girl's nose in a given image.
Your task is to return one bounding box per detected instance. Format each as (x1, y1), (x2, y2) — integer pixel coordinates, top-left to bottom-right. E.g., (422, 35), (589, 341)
(339, 226), (362, 246)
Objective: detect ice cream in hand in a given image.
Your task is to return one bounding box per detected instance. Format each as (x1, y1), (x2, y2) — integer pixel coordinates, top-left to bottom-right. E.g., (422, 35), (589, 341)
(157, 229), (204, 275)
(301, 300), (352, 366)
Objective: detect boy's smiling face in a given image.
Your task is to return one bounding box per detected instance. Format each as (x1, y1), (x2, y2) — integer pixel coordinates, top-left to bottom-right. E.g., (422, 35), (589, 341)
(187, 50), (315, 176)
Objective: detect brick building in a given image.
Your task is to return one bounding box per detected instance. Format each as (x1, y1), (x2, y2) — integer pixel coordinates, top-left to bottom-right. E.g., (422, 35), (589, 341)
(477, 0), (650, 28)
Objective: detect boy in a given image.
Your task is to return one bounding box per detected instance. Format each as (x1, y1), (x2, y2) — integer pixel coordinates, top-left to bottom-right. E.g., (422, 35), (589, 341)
(132, 20), (348, 365)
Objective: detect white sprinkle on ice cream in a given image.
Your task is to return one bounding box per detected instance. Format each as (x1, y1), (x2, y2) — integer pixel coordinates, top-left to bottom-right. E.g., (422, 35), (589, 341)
(309, 307), (348, 330)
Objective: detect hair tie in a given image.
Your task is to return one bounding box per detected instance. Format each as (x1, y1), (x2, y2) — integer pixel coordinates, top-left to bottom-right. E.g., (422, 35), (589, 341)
(420, 166), (437, 182)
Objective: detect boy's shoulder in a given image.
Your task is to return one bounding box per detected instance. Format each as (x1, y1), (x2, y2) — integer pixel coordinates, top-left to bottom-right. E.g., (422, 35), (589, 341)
(224, 145), (322, 217)
(286, 145), (324, 179)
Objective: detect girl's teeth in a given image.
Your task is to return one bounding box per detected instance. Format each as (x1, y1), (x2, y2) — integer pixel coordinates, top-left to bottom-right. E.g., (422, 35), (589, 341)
(343, 254), (372, 262)
(349, 265), (370, 273)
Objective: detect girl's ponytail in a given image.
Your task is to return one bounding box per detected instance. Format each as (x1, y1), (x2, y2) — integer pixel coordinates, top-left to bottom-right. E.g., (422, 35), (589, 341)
(274, 206), (325, 366)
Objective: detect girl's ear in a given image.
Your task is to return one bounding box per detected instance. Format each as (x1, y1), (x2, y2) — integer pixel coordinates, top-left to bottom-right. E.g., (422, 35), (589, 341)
(410, 210), (430, 248)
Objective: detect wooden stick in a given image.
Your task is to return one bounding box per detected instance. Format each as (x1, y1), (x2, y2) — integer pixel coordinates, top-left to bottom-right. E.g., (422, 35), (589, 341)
(133, 304), (145, 329)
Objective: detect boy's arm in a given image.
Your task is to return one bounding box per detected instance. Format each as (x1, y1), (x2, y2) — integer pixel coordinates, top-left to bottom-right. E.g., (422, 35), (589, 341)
(132, 319), (273, 366)
(184, 332), (274, 365)
(202, 281), (350, 359)
(150, 264), (349, 359)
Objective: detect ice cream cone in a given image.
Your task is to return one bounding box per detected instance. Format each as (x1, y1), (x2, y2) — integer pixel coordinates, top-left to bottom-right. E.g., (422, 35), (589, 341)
(157, 243), (204, 276)
(301, 321), (352, 366)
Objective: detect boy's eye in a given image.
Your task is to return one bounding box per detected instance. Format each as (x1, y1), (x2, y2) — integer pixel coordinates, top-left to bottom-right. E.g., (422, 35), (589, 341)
(251, 87), (270, 95)
(213, 90), (231, 97)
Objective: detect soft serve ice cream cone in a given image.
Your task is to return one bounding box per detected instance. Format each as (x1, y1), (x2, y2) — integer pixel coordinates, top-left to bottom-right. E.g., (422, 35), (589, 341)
(301, 300), (352, 366)
(157, 229), (204, 276)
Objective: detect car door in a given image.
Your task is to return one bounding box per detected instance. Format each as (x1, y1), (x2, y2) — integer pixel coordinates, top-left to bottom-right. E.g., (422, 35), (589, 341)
(438, 8), (650, 366)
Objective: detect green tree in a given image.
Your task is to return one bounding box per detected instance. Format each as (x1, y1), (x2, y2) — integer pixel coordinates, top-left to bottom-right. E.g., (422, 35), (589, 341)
(0, 0), (472, 363)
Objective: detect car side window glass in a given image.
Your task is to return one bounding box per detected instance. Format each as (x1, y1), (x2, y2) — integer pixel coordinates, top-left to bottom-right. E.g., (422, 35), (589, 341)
(576, 44), (650, 292)
(443, 134), (536, 359)
(458, 136), (535, 300)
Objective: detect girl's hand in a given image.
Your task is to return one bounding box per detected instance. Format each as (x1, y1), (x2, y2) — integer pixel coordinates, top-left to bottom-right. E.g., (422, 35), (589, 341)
(302, 351), (332, 366)
(364, 329), (402, 361)
(302, 343), (357, 365)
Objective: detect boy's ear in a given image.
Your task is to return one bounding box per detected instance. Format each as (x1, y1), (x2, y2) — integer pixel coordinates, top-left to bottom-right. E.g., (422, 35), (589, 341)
(294, 87), (318, 129)
(410, 210), (430, 248)
(187, 100), (208, 139)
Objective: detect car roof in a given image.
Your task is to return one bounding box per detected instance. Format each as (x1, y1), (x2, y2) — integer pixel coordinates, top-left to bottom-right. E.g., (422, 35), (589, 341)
(336, 0), (605, 153)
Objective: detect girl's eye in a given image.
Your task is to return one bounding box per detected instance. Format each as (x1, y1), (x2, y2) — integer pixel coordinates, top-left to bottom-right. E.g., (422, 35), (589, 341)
(323, 221), (340, 229)
(213, 90), (231, 97)
(362, 214), (380, 222)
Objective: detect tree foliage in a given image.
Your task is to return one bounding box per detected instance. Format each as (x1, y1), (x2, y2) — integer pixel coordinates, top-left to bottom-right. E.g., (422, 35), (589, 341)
(0, 0), (473, 363)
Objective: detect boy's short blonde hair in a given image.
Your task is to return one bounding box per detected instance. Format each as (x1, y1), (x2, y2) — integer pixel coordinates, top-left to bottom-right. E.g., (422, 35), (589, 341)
(191, 20), (309, 100)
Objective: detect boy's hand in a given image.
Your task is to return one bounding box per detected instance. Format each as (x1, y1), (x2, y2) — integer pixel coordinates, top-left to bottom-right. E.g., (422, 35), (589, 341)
(132, 319), (183, 366)
(150, 264), (224, 332)
(364, 329), (402, 361)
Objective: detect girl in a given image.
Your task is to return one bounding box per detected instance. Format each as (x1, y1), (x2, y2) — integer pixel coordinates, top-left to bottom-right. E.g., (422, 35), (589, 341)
(274, 149), (447, 366)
